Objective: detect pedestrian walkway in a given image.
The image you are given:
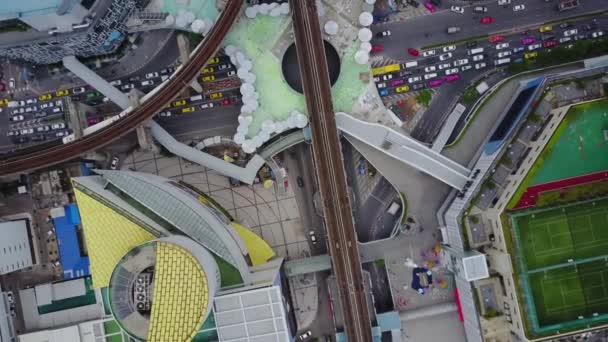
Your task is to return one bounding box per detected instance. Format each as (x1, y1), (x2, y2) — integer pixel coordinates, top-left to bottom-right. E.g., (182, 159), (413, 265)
(336, 113), (471, 190)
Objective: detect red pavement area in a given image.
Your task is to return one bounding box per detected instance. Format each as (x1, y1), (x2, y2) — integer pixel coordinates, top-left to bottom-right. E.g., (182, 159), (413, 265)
(512, 171), (608, 211)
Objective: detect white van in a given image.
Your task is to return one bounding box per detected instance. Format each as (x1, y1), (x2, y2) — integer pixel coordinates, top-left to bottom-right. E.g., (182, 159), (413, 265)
(494, 58), (511, 66)
(190, 95), (203, 102)
(404, 61), (418, 68)
(423, 72), (438, 80)
(467, 47), (484, 56)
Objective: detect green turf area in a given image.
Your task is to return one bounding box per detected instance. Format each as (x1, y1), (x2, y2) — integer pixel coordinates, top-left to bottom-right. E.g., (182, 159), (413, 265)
(531, 98), (608, 185)
(513, 198), (608, 270)
(528, 260), (608, 326)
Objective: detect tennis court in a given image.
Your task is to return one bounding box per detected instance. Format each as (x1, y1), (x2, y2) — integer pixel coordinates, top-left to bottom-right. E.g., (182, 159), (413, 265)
(510, 197), (608, 332)
(528, 260), (608, 326)
(514, 198), (608, 270)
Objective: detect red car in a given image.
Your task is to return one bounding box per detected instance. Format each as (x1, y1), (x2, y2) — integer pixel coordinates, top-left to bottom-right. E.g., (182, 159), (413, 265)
(489, 35), (504, 43)
(221, 98), (233, 106)
(87, 116), (102, 125)
(480, 16), (494, 24)
(371, 45), (384, 53)
(407, 48), (419, 57)
(424, 1), (437, 13)
(543, 40), (557, 48)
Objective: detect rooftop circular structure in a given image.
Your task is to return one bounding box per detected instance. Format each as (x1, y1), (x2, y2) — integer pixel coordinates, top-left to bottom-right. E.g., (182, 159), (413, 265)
(108, 236), (219, 342)
(281, 40), (341, 94)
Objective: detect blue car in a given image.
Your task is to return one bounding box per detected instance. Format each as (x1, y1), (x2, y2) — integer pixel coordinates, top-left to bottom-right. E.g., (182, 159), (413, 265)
(380, 89), (389, 97)
(513, 57), (524, 63)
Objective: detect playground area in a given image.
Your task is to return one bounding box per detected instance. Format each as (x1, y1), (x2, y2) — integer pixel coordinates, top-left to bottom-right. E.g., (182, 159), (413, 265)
(509, 197), (608, 333)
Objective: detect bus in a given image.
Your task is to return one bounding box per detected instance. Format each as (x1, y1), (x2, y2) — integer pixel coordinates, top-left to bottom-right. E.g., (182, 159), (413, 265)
(371, 63), (401, 76)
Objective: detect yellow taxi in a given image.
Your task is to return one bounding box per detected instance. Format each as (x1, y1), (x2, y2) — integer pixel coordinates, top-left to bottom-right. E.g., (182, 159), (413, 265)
(55, 89), (70, 97)
(396, 85), (410, 93)
(208, 57), (220, 65)
(539, 25), (552, 33)
(39, 93), (53, 101)
(210, 92), (223, 100)
(182, 106), (195, 113)
(202, 67), (215, 74)
(202, 75), (215, 82)
(524, 52), (538, 60)
(0, 98), (8, 106)
(173, 99), (186, 107)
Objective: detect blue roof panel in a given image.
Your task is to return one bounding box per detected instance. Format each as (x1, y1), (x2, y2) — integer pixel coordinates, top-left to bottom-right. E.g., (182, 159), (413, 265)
(53, 205), (90, 280)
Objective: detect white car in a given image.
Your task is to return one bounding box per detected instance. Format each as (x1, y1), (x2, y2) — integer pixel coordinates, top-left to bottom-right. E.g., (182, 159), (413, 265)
(309, 231), (317, 245)
(36, 125), (50, 132)
(373, 76), (380, 83)
(445, 68), (459, 76)
(450, 5), (464, 13)
(497, 51), (512, 58)
(52, 107), (62, 113)
(381, 74), (393, 81)
(20, 128), (34, 135)
(298, 331), (312, 341)
(442, 45), (456, 52)
(513, 4), (525, 11)
(408, 76), (422, 83)
(227, 70), (236, 76)
(11, 115), (24, 122)
(422, 49), (436, 57)
(141, 80), (154, 87)
(496, 43), (510, 50)
(201, 102), (215, 109)
(424, 66), (437, 73)
(40, 102), (54, 109)
(145, 72), (159, 79)
(55, 131), (68, 137)
(559, 37), (571, 43)
(110, 79), (122, 86)
(461, 65), (473, 72)
(377, 82), (387, 88)
(453, 58), (469, 66)
(591, 31), (604, 38)
(438, 63), (451, 70)
(110, 157), (119, 170)
(439, 52), (453, 61)
(423, 73), (438, 80)
(472, 54), (484, 61)
(73, 87), (86, 94)
(26, 98), (37, 105)
(498, 0), (511, 5)
(51, 123), (66, 130)
(158, 111), (172, 117)
(564, 29), (578, 37)
(25, 106), (37, 113)
(475, 62), (487, 69)
(527, 43), (541, 51)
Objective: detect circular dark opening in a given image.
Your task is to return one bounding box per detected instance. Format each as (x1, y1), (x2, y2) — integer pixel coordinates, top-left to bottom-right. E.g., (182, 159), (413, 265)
(281, 40), (340, 94)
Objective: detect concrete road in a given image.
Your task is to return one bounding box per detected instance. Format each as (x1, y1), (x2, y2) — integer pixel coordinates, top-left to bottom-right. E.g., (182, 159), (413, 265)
(374, 0), (607, 61)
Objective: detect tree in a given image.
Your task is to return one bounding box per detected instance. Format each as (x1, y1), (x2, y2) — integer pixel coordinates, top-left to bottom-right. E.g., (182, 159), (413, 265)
(415, 89), (432, 107)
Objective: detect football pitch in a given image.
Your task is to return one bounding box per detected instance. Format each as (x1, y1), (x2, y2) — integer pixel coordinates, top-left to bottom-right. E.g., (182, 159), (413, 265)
(511, 198), (608, 329)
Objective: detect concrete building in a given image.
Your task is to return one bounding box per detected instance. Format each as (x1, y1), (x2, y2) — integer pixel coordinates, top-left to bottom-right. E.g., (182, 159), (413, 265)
(11, 169), (298, 342)
(0, 220), (34, 275)
(0, 0), (137, 64)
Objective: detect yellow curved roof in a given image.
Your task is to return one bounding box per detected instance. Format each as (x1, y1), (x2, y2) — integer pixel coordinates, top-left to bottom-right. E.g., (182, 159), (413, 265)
(231, 222), (275, 266)
(148, 242), (209, 342)
(73, 189), (155, 288)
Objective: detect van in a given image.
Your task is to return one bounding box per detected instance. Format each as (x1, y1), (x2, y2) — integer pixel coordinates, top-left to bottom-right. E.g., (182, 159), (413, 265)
(447, 27), (461, 34)
(467, 47), (484, 55)
(404, 61), (418, 68)
(190, 95), (203, 102)
(494, 58), (511, 66)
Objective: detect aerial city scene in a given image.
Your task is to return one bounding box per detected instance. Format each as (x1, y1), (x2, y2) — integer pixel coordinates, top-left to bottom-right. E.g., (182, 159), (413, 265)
(0, 0), (608, 341)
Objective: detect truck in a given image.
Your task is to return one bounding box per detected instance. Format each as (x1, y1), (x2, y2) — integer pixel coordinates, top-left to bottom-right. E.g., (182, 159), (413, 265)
(386, 202), (401, 216)
(467, 47), (484, 56)
(558, 0), (579, 11)
(447, 27), (461, 34)
(189, 94), (203, 102)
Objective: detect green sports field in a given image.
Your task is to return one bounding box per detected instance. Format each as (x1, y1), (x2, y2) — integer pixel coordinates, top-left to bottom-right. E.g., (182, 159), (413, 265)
(511, 197), (608, 330)
(515, 198), (608, 270)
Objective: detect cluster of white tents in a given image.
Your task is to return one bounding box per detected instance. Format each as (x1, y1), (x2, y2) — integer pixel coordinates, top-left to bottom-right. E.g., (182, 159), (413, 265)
(355, 0), (376, 65)
(164, 9), (214, 35)
(245, 2), (290, 19)
(226, 44), (307, 154)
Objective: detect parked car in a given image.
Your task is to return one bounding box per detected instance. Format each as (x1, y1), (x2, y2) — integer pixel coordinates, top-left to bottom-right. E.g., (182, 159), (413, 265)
(51, 123), (66, 130)
(445, 68), (459, 75)
(512, 4), (525, 11)
(424, 66), (437, 73)
(439, 52), (453, 61)
(474, 62), (487, 69)
(453, 58), (469, 66)
(145, 72), (159, 79)
(442, 45), (456, 52)
(445, 74), (460, 82)
(73, 87), (86, 94)
(424, 1), (437, 12)
(371, 45), (384, 53)
(495, 42), (510, 50)
(110, 156), (120, 170)
(473, 6), (487, 12)
(408, 76), (422, 83)
(297, 177), (304, 187)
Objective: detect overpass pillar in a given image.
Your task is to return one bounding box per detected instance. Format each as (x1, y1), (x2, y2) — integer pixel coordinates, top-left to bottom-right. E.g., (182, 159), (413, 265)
(128, 89), (160, 153)
(62, 56), (131, 110)
(177, 33), (203, 93)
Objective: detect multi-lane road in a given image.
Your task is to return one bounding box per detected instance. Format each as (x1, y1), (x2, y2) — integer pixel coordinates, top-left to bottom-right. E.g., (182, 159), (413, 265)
(0, 0), (244, 175)
(291, 0), (372, 340)
(374, 0), (606, 59)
